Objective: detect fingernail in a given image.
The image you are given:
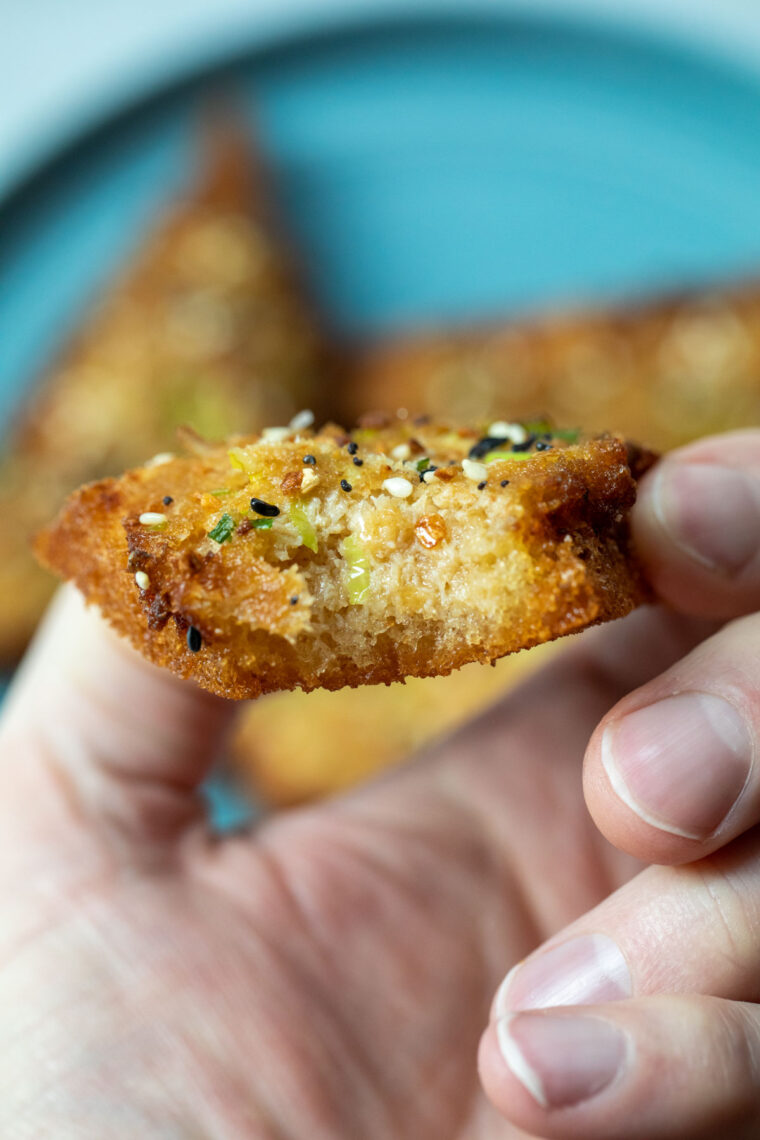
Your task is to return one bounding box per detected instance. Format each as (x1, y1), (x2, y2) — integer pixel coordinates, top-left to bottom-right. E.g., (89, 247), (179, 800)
(602, 693), (752, 840)
(497, 1011), (628, 1109)
(653, 462), (760, 573)
(493, 934), (631, 1018)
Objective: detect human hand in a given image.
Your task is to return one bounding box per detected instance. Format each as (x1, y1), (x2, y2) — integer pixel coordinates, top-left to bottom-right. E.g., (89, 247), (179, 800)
(481, 430), (760, 1138)
(0, 433), (748, 1139)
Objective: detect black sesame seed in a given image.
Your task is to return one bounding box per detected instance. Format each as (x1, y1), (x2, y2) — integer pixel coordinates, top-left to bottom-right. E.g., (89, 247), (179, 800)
(290, 595), (299, 605)
(250, 497), (280, 517)
(340, 479), (352, 493)
(477, 481), (487, 490)
(535, 440), (552, 451)
(500, 479), (510, 487)
(347, 441), (359, 455)
(352, 456), (363, 466)
(162, 495), (173, 506)
(469, 435), (507, 460)
(187, 626), (202, 653)
(303, 454), (317, 466)
(512, 433), (538, 453)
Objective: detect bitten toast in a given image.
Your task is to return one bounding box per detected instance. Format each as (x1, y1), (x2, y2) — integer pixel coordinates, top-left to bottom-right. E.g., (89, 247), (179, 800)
(35, 414), (654, 698)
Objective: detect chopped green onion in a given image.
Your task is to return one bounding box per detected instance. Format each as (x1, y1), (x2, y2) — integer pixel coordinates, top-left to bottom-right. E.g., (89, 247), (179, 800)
(416, 456), (431, 473)
(552, 428), (580, 443)
(228, 446), (257, 475)
(484, 451), (533, 464)
(250, 517), (274, 530)
(342, 534), (370, 604)
(208, 513), (235, 543)
(523, 419), (553, 435)
(288, 501), (318, 552)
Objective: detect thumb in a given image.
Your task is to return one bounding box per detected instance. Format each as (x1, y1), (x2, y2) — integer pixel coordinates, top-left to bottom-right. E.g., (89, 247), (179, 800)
(0, 585), (235, 859)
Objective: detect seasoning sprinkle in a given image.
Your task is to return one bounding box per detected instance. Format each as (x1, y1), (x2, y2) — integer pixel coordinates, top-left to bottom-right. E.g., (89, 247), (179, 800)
(462, 458), (488, 482)
(187, 626), (202, 653)
(303, 454), (317, 466)
(250, 497), (280, 517)
(353, 456), (363, 466)
(347, 441), (359, 455)
(383, 476), (414, 498)
(391, 442), (411, 461)
(501, 479), (510, 487)
(262, 426), (290, 443)
(340, 479), (352, 493)
(488, 421), (527, 445)
(208, 513), (236, 543)
(535, 440), (552, 451)
(290, 595), (299, 605)
(477, 481), (487, 490)
(139, 511), (167, 527)
(289, 409), (314, 432)
(162, 495), (173, 506)
(134, 570), (150, 590)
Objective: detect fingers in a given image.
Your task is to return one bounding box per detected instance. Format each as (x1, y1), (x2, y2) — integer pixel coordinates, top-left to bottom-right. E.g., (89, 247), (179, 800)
(480, 995), (760, 1139)
(483, 832), (760, 1135)
(634, 430), (760, 620)
(0, 586), (234, 856)
(584, 610), (760, 864)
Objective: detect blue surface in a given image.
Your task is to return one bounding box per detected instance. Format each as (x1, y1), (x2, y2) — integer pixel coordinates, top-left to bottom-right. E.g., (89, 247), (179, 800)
(4, 10), (760, 822)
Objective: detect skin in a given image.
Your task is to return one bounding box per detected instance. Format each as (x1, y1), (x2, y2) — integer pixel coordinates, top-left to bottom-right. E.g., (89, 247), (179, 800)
(3, 430), (760, 1138)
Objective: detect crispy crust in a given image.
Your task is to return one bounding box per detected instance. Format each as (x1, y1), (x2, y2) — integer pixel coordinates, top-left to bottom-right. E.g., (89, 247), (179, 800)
(0, 114), (331, 664)
(36, 416), (653, 699)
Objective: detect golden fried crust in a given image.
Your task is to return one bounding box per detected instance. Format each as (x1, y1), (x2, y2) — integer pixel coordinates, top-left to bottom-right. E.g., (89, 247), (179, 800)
(0, 116), (331, 664)
(347, 282), (760, 450)
(36, 416), (653, 699)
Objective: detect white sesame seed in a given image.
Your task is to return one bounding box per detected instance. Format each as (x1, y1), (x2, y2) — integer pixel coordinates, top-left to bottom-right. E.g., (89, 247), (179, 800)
(462, 458), (488, 482)
(135, 570), (150, 590)
(422, 469), (437, 484)
(261, 426), (290, 443)
(383, 476), (414, 498)
(288, 409), (314, 432)
(391, 443), (411, 460)
(145, 451), (174, 467)
(489, 421), (527, 444)
(139, 512), (167, 526)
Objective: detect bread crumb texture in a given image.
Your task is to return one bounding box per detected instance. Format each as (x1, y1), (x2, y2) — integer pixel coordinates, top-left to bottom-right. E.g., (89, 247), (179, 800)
(35, 414), (654, 698)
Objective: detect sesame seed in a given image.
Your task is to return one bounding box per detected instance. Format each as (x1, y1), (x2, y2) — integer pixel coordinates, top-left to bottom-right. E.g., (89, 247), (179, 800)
(289, 409), (314, 432)
(139, 511), (167, 527)
(303, 454), (317, 466)
(262, 426), (290, 443)
(187, 626), (202, 653)
(250, 498), (280, 517)
(290, 595), (299, 605)
(462, 458), (488, 482)
(391, 443), (411, 460)
(162, 495), (173, 506)
(477, 481), (487, 490)
(347, 441), (359, 455)
(383, 476), (414, 498)
(353, 456), (363, 466)
(535, 440), (552, 451)
(145, 452), (174, 467)
(135, 570), (150, 590)
(501, 479), (510, 487)
(422, 469), (438, 484)
(489, 421), (527, 444)
(340, 479), (352, 493)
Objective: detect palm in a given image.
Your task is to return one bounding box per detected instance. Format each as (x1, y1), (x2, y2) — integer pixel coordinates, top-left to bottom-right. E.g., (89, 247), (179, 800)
(1, 604), (702, 1139)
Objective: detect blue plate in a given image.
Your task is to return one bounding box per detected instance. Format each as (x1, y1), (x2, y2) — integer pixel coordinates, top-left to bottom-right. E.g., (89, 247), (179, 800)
(4, 8), (760, 820)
